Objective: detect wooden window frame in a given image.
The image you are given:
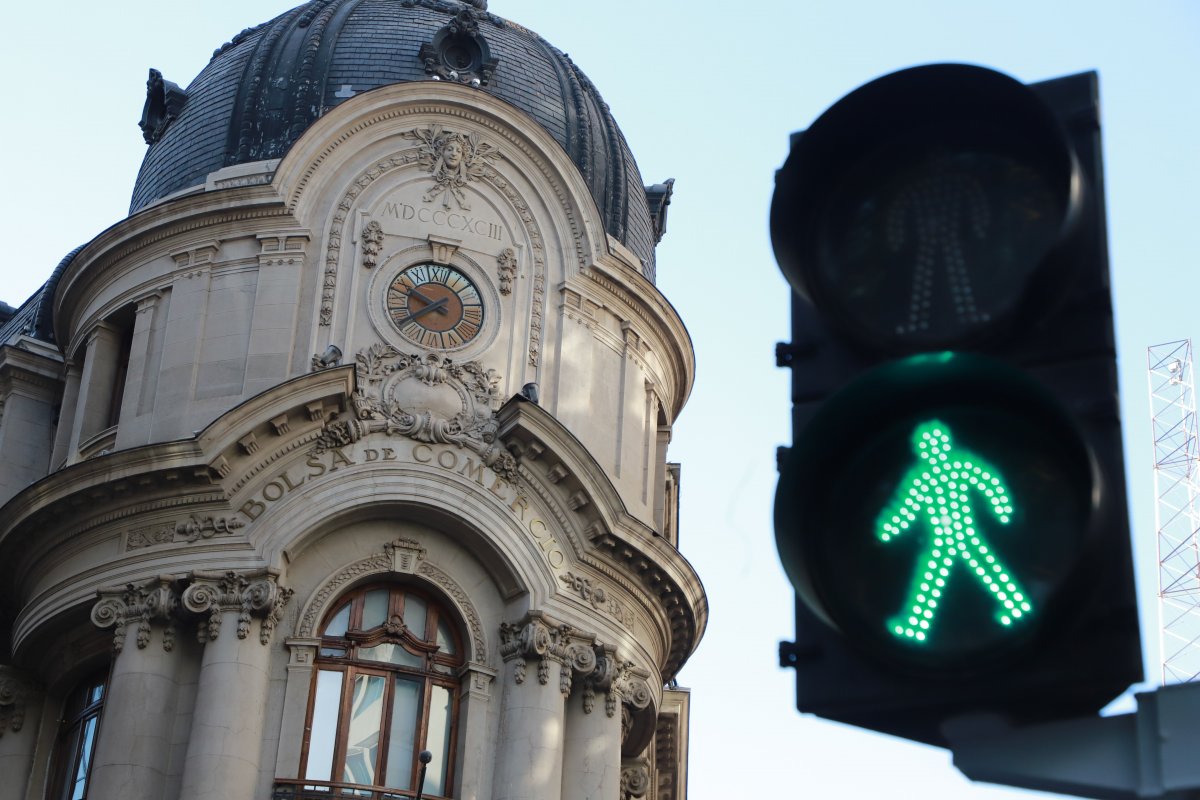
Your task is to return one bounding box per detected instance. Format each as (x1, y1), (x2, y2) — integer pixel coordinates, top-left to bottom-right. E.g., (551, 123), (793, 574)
(296, 583), (464, 799)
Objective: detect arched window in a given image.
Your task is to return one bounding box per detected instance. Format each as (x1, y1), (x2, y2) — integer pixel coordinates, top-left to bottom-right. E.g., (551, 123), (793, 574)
(298, 584), (464, 799)
(47, 672), (106, 800)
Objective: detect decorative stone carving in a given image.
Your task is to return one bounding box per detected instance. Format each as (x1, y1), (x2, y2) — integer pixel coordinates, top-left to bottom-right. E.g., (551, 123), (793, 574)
(402, 125), (501, 210)
(0, 667), (32, 737)
(312, 344), (516, 480)
(125, 514), (246, 550)
(295, 543), (488, 661)
(91, 576), (181, 653)
(556, 572), (637, 629)
(139, 68), (188, 145)
(498, 612), (602, 698)
(621, 760), (651, 800)
(416, 9), (500, 88)
(386, 537), (426, 573)
(496, 247), (517, 295)
(361, 219), (385, 268)
(181, 569), (293, 645)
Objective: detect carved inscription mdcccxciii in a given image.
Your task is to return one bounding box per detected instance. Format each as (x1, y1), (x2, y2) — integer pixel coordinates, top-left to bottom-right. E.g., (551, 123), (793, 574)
(380, 201), (504, 242)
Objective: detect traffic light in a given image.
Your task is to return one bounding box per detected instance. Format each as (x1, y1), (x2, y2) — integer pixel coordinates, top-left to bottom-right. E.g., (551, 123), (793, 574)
(772, 64), (1141, 746)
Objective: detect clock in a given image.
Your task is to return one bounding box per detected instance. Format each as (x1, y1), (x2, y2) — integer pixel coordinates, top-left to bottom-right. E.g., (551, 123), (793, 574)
(385, 263), (485, 350)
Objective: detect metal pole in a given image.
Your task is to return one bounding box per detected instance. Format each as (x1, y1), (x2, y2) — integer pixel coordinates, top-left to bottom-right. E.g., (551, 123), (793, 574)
(413, 750), (433, 800)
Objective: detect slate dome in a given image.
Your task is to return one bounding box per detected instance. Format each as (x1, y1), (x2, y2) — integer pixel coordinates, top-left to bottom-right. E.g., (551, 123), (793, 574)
(130, 0), (664, 279)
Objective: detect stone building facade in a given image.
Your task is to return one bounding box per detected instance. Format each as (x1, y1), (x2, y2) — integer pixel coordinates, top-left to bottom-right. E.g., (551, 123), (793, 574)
(0, 2), (704, 799)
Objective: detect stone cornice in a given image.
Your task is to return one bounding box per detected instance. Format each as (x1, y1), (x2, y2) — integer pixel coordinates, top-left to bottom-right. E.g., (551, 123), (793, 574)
(0, 368), (355, 572)
(0, 341), (65, 397)
(52, 191), (296, 348)
(496, 397), (706, 682)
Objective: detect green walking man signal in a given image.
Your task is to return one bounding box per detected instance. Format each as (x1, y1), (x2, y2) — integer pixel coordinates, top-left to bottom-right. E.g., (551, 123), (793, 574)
(876, 421), (1032, 644)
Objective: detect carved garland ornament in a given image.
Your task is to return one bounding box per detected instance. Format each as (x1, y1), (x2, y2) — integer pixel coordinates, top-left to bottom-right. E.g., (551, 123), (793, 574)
(0, 667), (31, 737)
(559, 571), (636, 629)
(125, 514), (246, 550)
(311, 343), (517, 480)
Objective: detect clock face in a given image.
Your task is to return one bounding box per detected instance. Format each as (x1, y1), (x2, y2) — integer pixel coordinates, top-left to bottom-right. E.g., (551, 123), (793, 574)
(385, 263), (485, 349)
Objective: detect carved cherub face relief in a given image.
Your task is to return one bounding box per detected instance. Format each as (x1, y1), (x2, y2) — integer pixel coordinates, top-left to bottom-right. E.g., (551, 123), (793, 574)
(442, 139), (464, 170)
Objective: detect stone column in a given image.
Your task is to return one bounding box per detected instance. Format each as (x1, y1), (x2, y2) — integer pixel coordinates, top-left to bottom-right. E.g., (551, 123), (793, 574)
(88, 576), (183, 800)
(562, 644), (621, 800)
(178, 569), (291, 800)
(50, 361), (81, 467)
(71, 322), (123, 448)
(0, 667), (43, 800)
(493, 613), (568, 800)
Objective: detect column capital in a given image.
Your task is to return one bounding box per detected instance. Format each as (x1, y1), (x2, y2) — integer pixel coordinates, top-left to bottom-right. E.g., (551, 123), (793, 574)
(182, 568), (293, 644)
(91, 574), (181, 653)
(499, 610), (599, 692)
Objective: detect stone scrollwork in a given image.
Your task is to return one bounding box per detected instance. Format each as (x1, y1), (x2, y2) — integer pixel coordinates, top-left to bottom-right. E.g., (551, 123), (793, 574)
(0, 667), (32, 737)
(126, 514), (246, 550)
(91, 575), (181, 653)
(312, 344), (517, 481)
(181, 569), (293, 645)
(621, 760), (651, 800)
(402, 125), (501, 210)
(558, 571), (636, 629)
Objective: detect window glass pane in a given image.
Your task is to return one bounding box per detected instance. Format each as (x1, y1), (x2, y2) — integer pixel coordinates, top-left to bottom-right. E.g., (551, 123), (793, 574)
(87, 681), (105, 707)
(359, 643), (424, 669)
(304, 670), (345, 781)
(320, 645), (348, 658)
(436, 618), (456, 656)
(342, 674), (386, 787)
(323, 602), (351, 638)
(69, 715), (99, 800)
(362, 589), (390, 631)
(424, 685), (453, 796)
(384, 678), (420, 790)
(403, 594), (427, 640)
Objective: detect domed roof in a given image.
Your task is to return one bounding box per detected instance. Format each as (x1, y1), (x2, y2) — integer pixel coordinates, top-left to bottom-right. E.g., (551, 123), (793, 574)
(130, 0), (664, 279)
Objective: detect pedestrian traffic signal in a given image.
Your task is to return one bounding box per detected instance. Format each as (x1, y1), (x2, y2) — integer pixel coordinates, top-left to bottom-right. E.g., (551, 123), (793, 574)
(772, 65), (1141, 746)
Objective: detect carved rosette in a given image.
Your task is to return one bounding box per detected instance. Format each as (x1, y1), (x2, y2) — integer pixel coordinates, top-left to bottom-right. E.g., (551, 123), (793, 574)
(181, 569), (293, 645)
(91, 576), (181, 653)
(0, 667), (32, 737)
(312, 345), (517, 481)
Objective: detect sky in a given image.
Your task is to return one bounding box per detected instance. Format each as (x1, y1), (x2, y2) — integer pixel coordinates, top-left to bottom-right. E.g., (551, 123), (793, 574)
(2, 1), (1198, 798)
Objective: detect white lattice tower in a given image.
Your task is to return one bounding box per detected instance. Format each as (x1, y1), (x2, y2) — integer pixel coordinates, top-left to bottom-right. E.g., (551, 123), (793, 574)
(1148, 339), (1200, 683)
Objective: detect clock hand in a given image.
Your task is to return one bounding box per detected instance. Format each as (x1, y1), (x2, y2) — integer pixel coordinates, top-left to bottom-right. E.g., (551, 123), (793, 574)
(394, 297), (450, 325)
(407, 286), (450, 316)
